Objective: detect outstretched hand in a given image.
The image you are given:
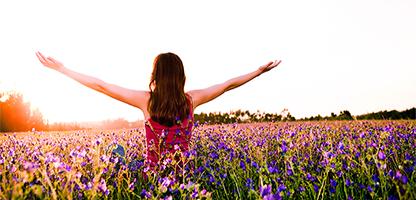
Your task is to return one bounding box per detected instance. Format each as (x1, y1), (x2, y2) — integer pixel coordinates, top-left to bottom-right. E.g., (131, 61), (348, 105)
(36, 51), (64, 71)
(258, 60), (282, 73)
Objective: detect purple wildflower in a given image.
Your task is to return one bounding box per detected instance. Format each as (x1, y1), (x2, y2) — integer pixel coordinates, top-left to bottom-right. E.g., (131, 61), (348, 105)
(278, 184), (286, 192)
(252, 161), (259, 169)
(140, 189), (152, 198)
(378, 151), (386, 160)
(367, 185), (373, 193)
(401, 175), (408, 184)
(338, 142), (344, 150)
(240, 161), (246, 170)
(98, 179), (109, 195)
(314, 184), (319, 193)
(346, 179), (352, 187)
(260, 184), (272, 197)
(395, 170), (402, 180)
(210, 152), (219, 160)
(85, 182), (92, 190)
(264, 193), (281, 200)
(330, 179), (337, 187)
(355, 152), (361, 158)
(268, 166), (278, 174)
(287, 169), (293, 176)
(209, 175), (215, 184)
(388, 195), (399, 200)
(197, 166), (205, 173)
(281, 143), (288, 154)
(405, 152), (412, 160)
(220, 173), (227, 179)
(9, 149), (14, 157)
(246, 178), (253, 189)
(388, 170), (394, 177)
(306, 173), (315, 182)
(372, 174), (380, 182)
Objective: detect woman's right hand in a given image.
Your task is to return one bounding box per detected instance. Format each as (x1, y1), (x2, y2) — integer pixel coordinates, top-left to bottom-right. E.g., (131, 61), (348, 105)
(36, 51), (65, 71)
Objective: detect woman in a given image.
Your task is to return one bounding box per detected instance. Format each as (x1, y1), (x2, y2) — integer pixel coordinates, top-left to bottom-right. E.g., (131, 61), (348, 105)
(36, 52), (281, 166)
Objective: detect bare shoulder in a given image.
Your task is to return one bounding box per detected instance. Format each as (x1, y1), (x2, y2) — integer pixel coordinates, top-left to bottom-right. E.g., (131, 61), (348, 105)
(186, 90), (197, 98)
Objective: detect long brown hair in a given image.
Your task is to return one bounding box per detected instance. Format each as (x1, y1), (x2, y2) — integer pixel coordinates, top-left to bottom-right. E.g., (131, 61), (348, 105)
(148, 52), (190, 127)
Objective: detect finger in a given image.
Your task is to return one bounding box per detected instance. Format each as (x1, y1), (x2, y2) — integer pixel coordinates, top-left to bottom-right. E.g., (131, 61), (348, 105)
(267, 60), (281, 70)
(267, 60), (277, 68)
(35, 52), (42, 60)
(272, 60), (281, 67)
(35, 52), (42, 61)
(264, 61), (273, 68)
(50, 57), (60, 64)
(47, 56), (55, 63)
(36, 52), (47, 64)
(48, 57), (62, 66)
(270, 60), (276, 66)
(37, 52), (48, 63)
(37, 51), (46, 59)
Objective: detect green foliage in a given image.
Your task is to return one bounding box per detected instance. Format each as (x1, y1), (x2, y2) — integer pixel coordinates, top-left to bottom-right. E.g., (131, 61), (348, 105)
(299, 108), (415, 121)
(196, 108), (415, 124)
(356, 108), (416, 120)
(194, 109), (288, 125)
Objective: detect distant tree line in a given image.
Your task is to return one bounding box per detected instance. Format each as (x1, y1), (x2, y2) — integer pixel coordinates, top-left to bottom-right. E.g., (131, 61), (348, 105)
(355, 108), (416, 120)
(194, 109), (296, 125)
(298, 110), (355, 121)
(297, 108), (416, 121)
(195, 108), (415, 124)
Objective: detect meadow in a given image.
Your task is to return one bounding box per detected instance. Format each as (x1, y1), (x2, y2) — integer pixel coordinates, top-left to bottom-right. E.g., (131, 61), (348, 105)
(0, 121), (415, 199)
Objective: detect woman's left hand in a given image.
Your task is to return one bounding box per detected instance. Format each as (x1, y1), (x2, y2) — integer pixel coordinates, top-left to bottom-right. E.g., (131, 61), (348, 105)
(36, 51), (65, 71)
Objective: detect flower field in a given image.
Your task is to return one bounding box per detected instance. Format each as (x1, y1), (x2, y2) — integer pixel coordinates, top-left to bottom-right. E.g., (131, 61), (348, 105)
(0, 121), (415, 199)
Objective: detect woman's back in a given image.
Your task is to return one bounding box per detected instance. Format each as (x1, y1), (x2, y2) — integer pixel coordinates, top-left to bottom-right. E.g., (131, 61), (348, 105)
(144, 93), (194, 166)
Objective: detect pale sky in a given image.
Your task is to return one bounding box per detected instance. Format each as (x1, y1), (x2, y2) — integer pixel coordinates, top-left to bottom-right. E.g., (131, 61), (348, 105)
(0, 0), (415, 123)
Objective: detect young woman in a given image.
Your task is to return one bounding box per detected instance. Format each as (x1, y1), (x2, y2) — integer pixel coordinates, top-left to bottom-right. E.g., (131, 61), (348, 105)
(36, 52), (281, 166)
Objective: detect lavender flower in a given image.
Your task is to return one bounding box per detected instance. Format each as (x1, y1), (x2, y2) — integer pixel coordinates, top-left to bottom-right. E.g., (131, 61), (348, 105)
(98, 179), (109, 195)
(378, 151), (386, 160)
(240, 160), (246, 170)
(260, 184), (272, 197)
(140, 189), (152, 198)
(246, 178), (253, 189)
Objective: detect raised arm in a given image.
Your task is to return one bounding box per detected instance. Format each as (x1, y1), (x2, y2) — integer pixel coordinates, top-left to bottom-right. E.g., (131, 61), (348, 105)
(36, 51), (148, 111)
(188, 60), (281, 109)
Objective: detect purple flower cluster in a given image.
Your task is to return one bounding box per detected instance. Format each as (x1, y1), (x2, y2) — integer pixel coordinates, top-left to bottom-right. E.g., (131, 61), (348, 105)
(0, 121), (414, 199)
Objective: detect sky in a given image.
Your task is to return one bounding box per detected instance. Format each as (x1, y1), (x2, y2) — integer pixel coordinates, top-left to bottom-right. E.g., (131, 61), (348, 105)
(0, 0), (415, 123)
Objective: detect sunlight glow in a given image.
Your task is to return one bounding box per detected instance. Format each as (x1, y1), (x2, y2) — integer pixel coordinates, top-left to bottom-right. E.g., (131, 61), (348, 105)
(0, 0), (415, 123)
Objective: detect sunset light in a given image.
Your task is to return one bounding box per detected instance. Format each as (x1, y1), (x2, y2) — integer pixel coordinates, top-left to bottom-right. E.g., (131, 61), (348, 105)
(1, 0), (415, 123)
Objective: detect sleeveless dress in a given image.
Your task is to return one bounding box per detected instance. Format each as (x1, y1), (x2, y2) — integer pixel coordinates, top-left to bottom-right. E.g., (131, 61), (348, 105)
(144, 94), (194, 167)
